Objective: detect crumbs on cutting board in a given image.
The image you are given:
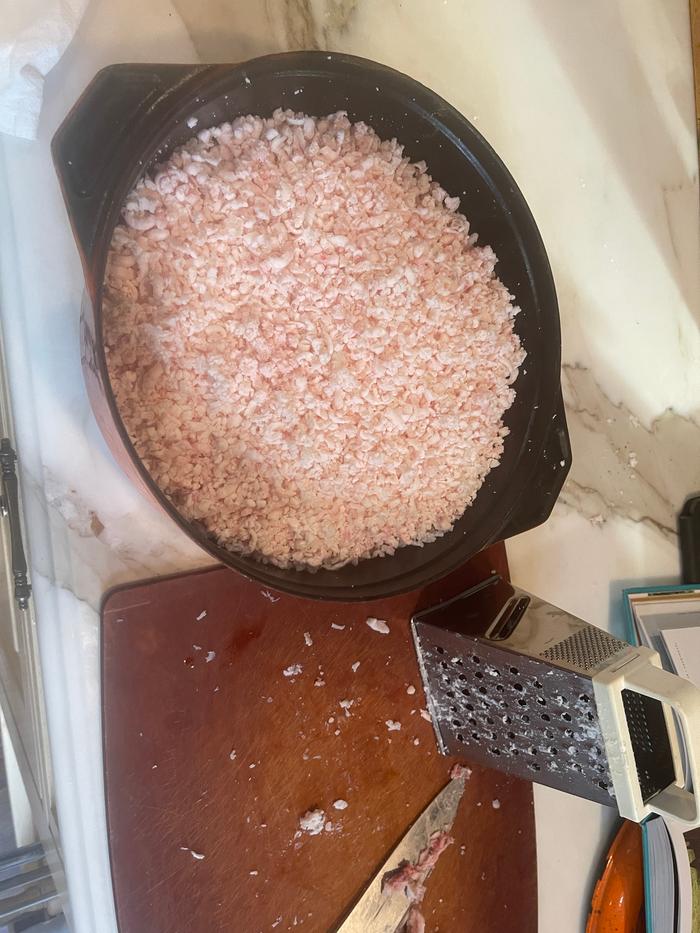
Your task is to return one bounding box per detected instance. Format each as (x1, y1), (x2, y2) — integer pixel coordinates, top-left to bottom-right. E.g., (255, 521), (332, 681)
(333, 799), (348, 810)
(261, 589), (280, 603)
(406, 684), (416, 695)
(298, 808), (325, 836)
(386, 719), (401, 731)
(351, 661), (360, 673)
(331, 622), (345, 630)
(195, 610), (207, 621)
(205, 650), (216, 663)
(366, 617), (390, 634)
(180, 846), (205, 860)
(283, 663), (302, 678)
(303, 632), (313, 646)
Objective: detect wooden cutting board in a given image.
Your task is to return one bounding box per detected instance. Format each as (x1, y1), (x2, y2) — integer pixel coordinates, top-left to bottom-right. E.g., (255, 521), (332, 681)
(102, 544), (536, 933)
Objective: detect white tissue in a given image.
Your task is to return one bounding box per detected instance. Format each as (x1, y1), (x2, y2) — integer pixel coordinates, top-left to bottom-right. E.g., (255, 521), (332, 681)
(0, 0), (88, 139)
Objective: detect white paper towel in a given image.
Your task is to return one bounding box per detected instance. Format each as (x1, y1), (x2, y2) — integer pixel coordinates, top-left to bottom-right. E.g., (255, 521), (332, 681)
(0, 0), (88, 139)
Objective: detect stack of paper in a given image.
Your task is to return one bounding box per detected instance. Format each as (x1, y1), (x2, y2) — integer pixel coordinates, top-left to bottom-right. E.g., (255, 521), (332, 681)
(625, 586), (700, 933)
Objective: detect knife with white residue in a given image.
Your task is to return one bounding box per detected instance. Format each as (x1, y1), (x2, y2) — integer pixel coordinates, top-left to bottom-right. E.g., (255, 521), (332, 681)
(334, 775), (467, 933)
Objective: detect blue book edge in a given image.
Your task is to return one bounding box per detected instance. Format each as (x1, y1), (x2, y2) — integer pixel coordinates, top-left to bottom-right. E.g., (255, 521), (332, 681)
(622, 582), (700, 933)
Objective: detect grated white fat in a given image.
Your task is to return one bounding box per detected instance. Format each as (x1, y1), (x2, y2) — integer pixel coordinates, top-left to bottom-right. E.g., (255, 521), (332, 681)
(299, 808), (325, 835)
(104, 109), (525, 570)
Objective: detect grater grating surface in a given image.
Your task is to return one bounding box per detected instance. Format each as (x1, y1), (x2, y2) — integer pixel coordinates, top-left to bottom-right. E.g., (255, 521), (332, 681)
(541, 628), (629, 673)
(621, 689), (676, 803)
(414, 623), (618, 806)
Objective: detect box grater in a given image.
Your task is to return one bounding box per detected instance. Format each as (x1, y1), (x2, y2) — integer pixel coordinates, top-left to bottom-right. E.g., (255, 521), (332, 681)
(412, 574), (700, 826)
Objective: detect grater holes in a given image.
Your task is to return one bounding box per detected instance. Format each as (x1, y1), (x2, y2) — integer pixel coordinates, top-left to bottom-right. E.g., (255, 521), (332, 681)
(421, 637), (615, 794)
(541, 628), (628, 671)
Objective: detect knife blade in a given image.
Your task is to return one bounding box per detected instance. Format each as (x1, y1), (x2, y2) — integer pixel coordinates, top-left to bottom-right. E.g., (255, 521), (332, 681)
(335, 775), (467, 933)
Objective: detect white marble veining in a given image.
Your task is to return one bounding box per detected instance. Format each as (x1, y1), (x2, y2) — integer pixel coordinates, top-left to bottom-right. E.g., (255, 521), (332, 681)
(0, 1), (697, 931)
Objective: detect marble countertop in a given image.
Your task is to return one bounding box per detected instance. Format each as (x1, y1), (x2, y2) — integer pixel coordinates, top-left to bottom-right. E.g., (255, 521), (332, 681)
(0, 1), (698, 931)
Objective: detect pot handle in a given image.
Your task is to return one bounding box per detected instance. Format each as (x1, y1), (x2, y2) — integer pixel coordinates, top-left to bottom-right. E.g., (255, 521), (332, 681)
(497, 390), (571, 540)
(51, 63), (207, 280)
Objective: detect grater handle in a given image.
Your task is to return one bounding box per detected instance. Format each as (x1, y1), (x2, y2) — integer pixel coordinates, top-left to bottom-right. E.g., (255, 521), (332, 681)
(615, 658), (700, 827)
(593, 648), (700, 829)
